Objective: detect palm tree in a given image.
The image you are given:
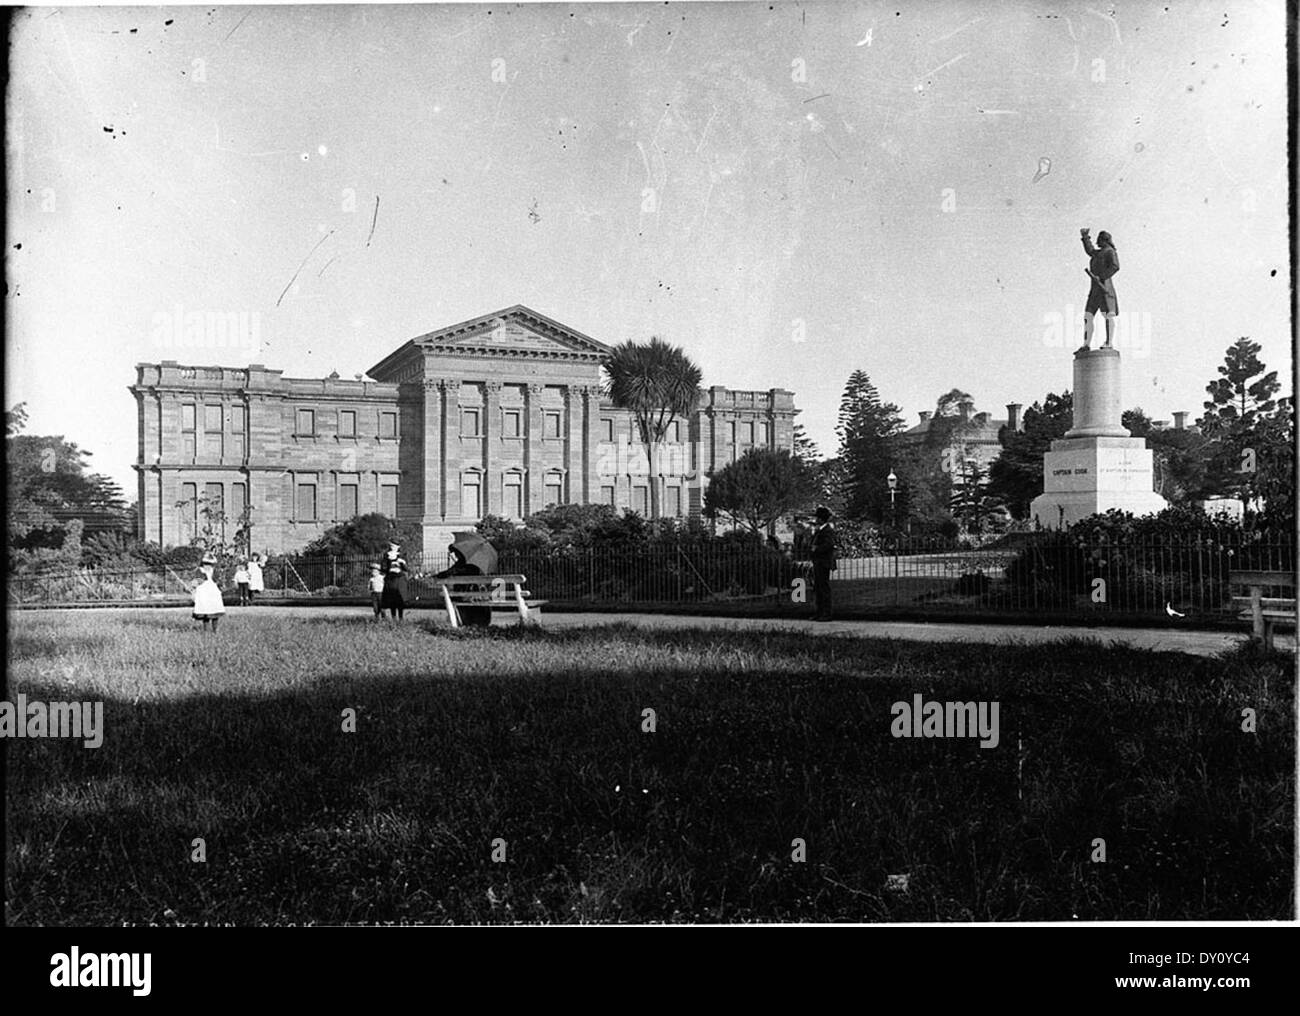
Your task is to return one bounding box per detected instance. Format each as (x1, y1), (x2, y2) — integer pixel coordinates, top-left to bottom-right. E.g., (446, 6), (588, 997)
(603, 337), (703, 526)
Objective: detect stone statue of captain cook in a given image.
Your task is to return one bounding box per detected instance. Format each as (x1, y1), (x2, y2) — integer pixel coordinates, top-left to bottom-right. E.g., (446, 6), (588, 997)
(1080, 227), (1119, 351)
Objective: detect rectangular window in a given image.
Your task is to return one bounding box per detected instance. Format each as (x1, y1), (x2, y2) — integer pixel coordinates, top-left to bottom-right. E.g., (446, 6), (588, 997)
(339, 483), (358, 520)
(461, 408), (480, 437)
(179, 482), (197, 542)
(232, 483), (247, 514)
(205, 405), (223, 433)
(667, 420), (680, 442)
(601, 419), (614, 442)
(503, 478), (523, 518)
(181, 404), (196, 431)
(297, 482), (317, 521)
(545, 412), (562, 439)
(744, 421), (755, 444)
(296, 408), (315, 436)
(379, 412), (397, 438)
(379, 484), (397, 518)
(204, 431), (223, 460)
(728, 421), (737, 445)
(461, 477), (481, 518)
(231, 406), (246, 433)
(544, 478), (563, 507)
(182, 435), (196, 461)
(229, 434), (245, 461)
(204, 482), (224, 518)
(665, 486), (682, 518)
(339, 410), (356, 437)
(503, 410), (521, 438)
(601, 485), (616, 506)
(761, 422), (771, 446)
(632, 486), (648, 515)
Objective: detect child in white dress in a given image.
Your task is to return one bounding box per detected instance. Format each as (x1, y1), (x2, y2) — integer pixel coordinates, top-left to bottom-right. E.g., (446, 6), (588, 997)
(193, 556), (226, 632)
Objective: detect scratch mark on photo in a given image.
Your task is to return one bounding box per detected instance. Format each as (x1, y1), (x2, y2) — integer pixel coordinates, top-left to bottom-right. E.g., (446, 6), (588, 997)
(223, 10), (252, 46)
(931, 17), (982, 45)
(276, 230), (335, 308)
(365, 196), (380, 247)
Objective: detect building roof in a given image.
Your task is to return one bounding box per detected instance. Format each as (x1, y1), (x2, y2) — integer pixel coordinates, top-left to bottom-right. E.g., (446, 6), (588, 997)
(366, 304), (614, 381)
(893, 411), (1008, 443)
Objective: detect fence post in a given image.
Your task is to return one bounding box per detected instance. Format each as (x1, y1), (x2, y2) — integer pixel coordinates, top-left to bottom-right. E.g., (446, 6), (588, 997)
(893, 535), (899, 606)
(332, 557), (337, 588)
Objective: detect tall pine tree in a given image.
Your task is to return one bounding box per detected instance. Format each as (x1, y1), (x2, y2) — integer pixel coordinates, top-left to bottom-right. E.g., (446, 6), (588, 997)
(834, 370), (903, 522)
(1197, 337), (1292, 517)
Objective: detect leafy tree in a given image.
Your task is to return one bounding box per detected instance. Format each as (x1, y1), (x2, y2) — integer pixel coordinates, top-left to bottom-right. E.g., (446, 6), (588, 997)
(6, 402), (29, 436)
(703, 448), (815, 535)
(935, 388), (974, 418)
(172, 491), (256, 565)
(885, 444), (947, 534)
(792, 423), (838, 508)
(1197, 338), (1292, 514)
(603, 337), (703, 526)
(834, 370), (903, 522)
(6, 409), (132, 558)
(301, 513), (422, 559)
(986, 392), (1073, 518)
(524, 503), (648, 546)
(1122, 408), (1209, 506)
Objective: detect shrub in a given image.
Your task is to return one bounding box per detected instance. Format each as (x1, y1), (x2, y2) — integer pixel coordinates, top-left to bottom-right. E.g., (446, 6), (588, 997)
(302, 514), (422, 559)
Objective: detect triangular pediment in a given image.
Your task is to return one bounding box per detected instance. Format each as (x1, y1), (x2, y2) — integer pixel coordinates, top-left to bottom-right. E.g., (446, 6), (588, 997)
(416, 306), (612, 357)
(445, 319), (576, 352)
(367, 305), (612, 381)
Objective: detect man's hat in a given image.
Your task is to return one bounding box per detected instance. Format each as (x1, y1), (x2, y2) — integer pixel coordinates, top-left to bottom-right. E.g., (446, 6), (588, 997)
(201, 552), (217, 566)
(815, 505), (832, 521)
(369, 563), (381, 571)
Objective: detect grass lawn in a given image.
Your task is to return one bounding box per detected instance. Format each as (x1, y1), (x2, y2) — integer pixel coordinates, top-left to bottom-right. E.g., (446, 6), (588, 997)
(5, 609), (1293, 924)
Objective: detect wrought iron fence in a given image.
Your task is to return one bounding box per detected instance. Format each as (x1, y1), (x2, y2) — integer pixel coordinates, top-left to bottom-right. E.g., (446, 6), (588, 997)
(8, 531), (1295, 622)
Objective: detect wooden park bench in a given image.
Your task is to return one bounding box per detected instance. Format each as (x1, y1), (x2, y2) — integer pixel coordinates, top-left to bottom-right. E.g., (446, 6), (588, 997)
(1229, 569), (1296, 651)
(426, 573), (546, 628)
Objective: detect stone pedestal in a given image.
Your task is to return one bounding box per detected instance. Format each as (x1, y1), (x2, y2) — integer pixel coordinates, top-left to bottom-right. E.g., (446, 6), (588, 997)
(1030, 348), (1167, 528)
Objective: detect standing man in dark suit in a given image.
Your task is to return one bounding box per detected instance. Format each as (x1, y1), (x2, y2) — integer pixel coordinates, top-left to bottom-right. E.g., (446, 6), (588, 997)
(811, 505), (837, 621)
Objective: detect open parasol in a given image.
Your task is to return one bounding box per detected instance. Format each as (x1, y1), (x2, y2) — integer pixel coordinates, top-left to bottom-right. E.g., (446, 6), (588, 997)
(449, 531), (498, 574)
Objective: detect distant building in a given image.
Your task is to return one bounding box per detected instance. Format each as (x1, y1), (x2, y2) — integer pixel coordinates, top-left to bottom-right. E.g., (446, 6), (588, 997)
(889, 398), (1024, 478)
(131, 305), (798, 555)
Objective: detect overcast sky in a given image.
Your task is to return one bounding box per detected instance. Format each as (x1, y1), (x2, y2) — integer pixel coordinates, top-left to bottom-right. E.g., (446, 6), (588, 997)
(7, 1), (1291, 496)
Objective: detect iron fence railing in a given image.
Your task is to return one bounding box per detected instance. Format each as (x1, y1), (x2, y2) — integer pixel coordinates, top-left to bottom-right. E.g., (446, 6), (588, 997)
(8, 531), (1296, 621)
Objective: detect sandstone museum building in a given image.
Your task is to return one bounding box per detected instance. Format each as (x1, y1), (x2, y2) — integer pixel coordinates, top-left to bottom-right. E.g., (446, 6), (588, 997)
(132, 305), (799, 556)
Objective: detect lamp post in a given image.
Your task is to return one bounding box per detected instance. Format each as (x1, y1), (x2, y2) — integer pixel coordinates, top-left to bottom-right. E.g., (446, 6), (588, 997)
(887, 469), (899, 605)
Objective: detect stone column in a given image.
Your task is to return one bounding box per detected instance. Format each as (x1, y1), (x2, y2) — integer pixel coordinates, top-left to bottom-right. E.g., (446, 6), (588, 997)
(484, 381), (503, 516)
(525, 383), (544, 514)
(563, 386), (580, 503)
(421, 378), (443, 523)
(582, 386), (602, 504)
(1067, 347), (1129, 438)
(440, 380), (462, 519)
